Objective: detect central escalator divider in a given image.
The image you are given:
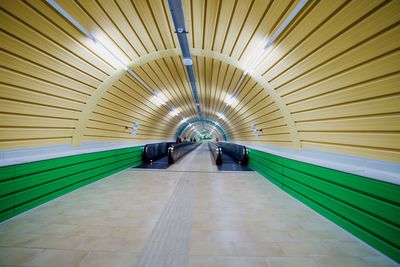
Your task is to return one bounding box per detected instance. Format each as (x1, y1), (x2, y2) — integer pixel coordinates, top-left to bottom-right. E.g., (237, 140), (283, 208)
(208, 142), (253, 171)
(135, 142), (174, 169)
(142, 142), (175, 163)
(136, 142), (201, 169)
(137, 141), (252, 171)
(218, 142), (249, 165)
(208, 141), (222, 165)
(168, 142), (201, 164)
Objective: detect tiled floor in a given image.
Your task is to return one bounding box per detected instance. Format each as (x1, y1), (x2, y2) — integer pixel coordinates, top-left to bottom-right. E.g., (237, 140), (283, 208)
(0, 144), (397, 267)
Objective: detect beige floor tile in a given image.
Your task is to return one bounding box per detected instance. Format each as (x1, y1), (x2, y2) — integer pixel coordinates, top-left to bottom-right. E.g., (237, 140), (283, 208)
(35, 223), (80, 235)
(321, 241), (380, 257)
(0, 233), (40, 247)
(313, 255), (375, 267)
(75, 225), (114, 238)
(213, 230), (254, 243)
(15, 213), (60, 225)
(0, 143), (395, 266)
(23, 234), (86, 250)
(266, 256), (319, 267)
(191, 230), (254, 243)
(73, 216), (105, 226)
(120, 239), (147, 253)
(189, 256), (217, 267)
(247, 231), (293, 243)
(78, 251), (137, 267)
(21, 249), (87, 267)
(213, 256), (268, 267)
(109, 227), (152, 240)
(190, 241), (236, 256)
(277, 241), (329, 256)
(359, 256), (400, 267)
(233, 242), (284, 257)
(0, 247), (43, 266)
(290, 228), (355, 242)
(77, 236), (145, 253)
(263, 221), (301, 232)
(0, 221), (44, 234)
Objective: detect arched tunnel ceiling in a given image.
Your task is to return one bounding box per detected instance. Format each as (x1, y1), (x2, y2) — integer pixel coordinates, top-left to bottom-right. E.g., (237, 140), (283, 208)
(0, 0), (399, 162)
(184, 123), (222, 141)
(176, 118), (228, 141)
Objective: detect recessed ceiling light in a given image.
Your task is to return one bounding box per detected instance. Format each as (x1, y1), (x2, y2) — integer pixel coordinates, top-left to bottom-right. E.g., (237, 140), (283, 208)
(168, 108), (180, 117)
(150, 92), (168, 106)
(183, 58), (193, 66)
(217, 112), (226, 120)
(224, 94), (238, 106)
(150, 96), (165, 106)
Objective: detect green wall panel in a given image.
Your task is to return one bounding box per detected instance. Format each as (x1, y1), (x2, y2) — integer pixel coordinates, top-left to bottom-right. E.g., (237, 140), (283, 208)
(0, 146), (143, 223)
(248, 149), (400, 263)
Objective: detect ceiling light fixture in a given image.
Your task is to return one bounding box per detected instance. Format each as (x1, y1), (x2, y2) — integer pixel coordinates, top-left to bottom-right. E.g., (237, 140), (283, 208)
(183, 58), (193, 66)
(215, 0), (309, 130)
(168, 108), (180, 117)
(47, 0), (193, 127)
(224, 95), (238, 106)
(217, 112), (226, 121)
(151, 95), (166, 107)
(246, 0), (309, 72)
(155, 92), (168, 105)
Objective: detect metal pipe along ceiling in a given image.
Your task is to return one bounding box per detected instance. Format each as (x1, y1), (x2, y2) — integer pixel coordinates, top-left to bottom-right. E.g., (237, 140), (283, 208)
(168, 0), (205, 129)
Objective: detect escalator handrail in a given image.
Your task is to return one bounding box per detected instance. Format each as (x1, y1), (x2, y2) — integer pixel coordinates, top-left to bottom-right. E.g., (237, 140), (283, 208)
(142, 142), (174, 163)
(168, 142), (201, 164)
(218, 142), (249, 165)
(208, 142), (222, 165)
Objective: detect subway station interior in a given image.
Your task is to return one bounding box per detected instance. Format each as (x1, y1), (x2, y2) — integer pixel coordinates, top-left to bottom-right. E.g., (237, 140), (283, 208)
(1, 0), (400, 266)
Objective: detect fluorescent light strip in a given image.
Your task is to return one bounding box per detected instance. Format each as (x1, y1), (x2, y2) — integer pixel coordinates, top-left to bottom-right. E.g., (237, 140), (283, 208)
(125, 69), (154, 94)
(47, 0), (126, 70)
(215, 0), (309, 127)
(47, 0), (192, 125)
(46, 0), (96, 41)
(252, 0), (309, 70)
(213, 42), (249, 124)
(263, 0), (308, 50)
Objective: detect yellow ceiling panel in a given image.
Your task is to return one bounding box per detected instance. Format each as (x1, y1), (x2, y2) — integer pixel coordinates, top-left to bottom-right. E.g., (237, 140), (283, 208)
(287, 74), (400, 113)
(0, 0), (398, 161)
(0, 68), (88, 102)
(0, 99), (80, 119)
(0, 114), (76, 129)
(297, 115), (400, 132)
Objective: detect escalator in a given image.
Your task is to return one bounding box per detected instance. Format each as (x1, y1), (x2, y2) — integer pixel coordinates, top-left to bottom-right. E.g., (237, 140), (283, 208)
(208, 142), (253, 171)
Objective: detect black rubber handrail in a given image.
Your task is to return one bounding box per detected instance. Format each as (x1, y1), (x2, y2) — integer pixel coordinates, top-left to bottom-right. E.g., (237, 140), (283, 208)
(208, 142), (222, 165)
(142, 142), (175, 163)
(168, 142), (201, 164)
(218, 142), (249, 165)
